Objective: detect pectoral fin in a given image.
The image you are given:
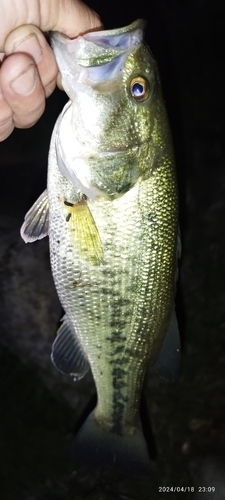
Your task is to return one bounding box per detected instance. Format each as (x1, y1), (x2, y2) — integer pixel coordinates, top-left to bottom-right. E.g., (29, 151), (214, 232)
(20, 189), (49, 243)
(51, 315), (90, 381)
(65, 199), (103, 266)
(151, 308), (181, 382)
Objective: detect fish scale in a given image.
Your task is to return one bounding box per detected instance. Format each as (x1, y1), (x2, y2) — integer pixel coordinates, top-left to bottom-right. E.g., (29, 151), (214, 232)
(20, 20), (180, 477)
(48, 124), (177, 431)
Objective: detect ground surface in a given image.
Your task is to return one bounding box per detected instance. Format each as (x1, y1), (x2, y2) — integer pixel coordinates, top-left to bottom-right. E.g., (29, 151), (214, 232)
(0, 1), (225, 499)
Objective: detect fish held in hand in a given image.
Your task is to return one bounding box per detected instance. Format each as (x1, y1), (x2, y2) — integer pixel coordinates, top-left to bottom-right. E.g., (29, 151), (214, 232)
(20, 19), (180, 477)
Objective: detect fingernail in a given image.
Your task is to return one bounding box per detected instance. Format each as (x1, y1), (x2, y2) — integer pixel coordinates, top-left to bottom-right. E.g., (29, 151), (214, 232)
(13, 34), (43, 64)
(10, 65), (37, 96)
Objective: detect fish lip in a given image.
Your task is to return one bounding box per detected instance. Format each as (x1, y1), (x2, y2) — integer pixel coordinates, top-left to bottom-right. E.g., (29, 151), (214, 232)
(99, 147), (135, 155)
(50, 19), (145, 44)
(83, 19), (146, 40)
(76, 143), (144, 160)
(90, 138), (148, 155)
(73, 138), (147, 158)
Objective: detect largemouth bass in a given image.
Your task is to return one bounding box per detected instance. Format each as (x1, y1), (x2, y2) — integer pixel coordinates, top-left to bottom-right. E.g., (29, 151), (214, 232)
(21, 19), (180, 477)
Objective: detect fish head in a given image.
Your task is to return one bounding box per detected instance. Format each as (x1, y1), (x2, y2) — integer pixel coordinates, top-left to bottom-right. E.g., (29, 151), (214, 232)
(51, 20), (170, 198)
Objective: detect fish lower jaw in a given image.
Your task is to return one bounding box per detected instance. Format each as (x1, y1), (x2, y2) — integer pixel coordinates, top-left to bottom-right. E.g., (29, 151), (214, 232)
(74, 141), (140, 158)
(58, 114), (141, 163)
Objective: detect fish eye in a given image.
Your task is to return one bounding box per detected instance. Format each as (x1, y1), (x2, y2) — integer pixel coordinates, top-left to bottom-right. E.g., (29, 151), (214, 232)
(130, 76), (150, 102)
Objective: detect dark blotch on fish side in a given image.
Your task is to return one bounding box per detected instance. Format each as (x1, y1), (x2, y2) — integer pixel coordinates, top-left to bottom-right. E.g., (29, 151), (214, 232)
(94, 314), (101, 321)
(111, 362), (129, 434)
(64, 200), (74, 207)
(113, 345), (124, 354)
(112, 378), (126, 391)
(111, 399), (126, 435)
(100, 287), (120, 298)
(110, 301), (132, 316)
(146, 213), (157, 223)
(119, 298), (132, 307)
(117, 394), (129, 403)
(112, 367), (127, 378)
(112, 346), (137, 359)
(109, 354), (133, 366)
(66, 213), (71, 222)
(101, 267), (117, 277)
(106, 334), (127, 344)
(114, 401), (125, 413)
(109, 318), (127, 329)
(111, 408), (125, 436)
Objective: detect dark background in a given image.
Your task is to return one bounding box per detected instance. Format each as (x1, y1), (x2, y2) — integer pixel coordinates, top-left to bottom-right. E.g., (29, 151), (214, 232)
(0, 0), (225, 498)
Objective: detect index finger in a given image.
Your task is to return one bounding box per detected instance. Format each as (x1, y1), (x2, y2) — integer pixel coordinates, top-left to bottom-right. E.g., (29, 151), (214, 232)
(0, 0), (102, 50)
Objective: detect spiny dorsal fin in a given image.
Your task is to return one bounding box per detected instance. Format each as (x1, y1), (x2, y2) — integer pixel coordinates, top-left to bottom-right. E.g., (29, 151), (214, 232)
(20, 189), (49, 243)
(51, 315), (90, 381)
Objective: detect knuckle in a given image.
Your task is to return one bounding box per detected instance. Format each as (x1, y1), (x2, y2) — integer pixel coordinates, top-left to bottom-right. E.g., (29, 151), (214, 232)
(0, 120), (14, 141)
(13, 98), (45, 128)
(41, 61), (58, 90)
(0, 104), (14, 140)
(45, 78), (57, 98)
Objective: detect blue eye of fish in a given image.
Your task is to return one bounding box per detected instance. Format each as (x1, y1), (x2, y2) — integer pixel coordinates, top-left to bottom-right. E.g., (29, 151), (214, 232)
(130, 76), (149, 102)
(132, 82), (144, 95)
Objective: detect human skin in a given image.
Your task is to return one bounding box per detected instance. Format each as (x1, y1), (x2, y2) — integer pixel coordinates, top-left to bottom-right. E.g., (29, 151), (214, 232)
(0, 0), (101, 141)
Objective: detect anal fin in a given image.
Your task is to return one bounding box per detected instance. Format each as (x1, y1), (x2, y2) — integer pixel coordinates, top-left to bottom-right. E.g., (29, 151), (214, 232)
(51, 315), (90, 381)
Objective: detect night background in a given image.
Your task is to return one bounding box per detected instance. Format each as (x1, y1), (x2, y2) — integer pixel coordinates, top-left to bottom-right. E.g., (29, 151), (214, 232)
(0, 0), (225, 498)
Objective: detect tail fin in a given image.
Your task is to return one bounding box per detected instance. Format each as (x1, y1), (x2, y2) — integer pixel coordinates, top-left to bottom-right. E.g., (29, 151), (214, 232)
(71, 411), (152, 478)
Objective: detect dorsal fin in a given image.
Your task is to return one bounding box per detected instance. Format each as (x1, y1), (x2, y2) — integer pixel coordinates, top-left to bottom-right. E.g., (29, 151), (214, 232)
(151, 308), (181, 382)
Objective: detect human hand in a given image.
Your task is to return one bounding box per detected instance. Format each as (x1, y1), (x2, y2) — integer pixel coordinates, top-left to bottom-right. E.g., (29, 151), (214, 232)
(0, 0), (101, 141)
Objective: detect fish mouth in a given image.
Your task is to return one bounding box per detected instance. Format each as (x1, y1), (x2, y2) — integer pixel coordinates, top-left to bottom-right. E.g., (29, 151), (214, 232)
(51, 19), (145, 61)
(94, 146), (139, 157)
(76, 141), (142, 160)
(50, 20), (146, 99)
